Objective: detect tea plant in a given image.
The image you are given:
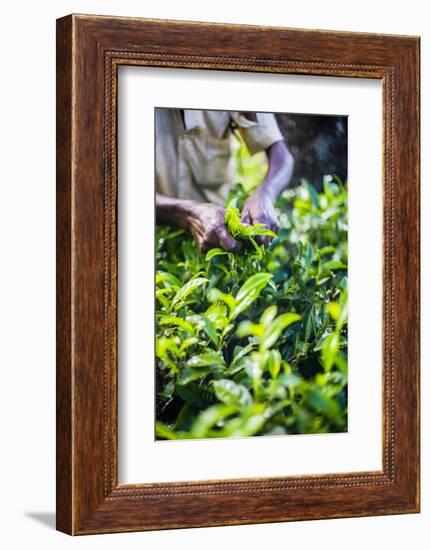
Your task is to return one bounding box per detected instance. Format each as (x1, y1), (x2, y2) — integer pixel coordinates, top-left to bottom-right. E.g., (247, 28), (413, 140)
(155, 175), (348, 440)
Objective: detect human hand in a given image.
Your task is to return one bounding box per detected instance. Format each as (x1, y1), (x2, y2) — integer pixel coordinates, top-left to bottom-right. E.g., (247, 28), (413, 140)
(186, 202), (241, 253)
(241, 189), (280, 246)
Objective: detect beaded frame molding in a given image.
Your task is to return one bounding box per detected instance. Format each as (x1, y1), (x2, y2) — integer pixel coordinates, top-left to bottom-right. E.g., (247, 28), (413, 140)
(56, 14), (420, 535)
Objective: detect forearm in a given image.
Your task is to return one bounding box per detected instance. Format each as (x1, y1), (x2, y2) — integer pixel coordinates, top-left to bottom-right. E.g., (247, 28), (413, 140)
(257, 140), (294, 204)
(155, 193), (195, 229)
(156, 193), (240, 252)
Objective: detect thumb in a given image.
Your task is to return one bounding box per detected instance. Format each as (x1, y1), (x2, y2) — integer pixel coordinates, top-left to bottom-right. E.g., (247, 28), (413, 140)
(240, 209), (251, 226)
(215, 225), (242, 252)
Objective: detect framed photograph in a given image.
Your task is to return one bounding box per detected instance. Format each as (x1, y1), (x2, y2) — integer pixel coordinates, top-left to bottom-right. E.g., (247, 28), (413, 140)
(56, 14), (420, 534)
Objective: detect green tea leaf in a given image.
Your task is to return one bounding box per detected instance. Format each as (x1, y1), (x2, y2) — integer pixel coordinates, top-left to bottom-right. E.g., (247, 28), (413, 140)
(156, 271), (182, 290)
(231, 273), (273, 319)
(225, 206), (247, 239)
(171, 277), (208, 310)
(321, 332), (340, 372)
(306, 388), (340, 420)
(225, 206), (276, 242)
(201, 316), (219, 347)
(260, 305), (278, 327)
(156, 421), (185, 440)
(267, 349), (282, 379)
(236, 320), (264, 338)
(323, 260), (346, 271)
(213, 379), (252, 408)
(177, 367), (211, 385)
(187, 351), (225, 368)
(205, 302), (229, 329)
(207, 288), (236, 317)
(205, 248), (231, 261)
(261, 312), (301, 350)
(175, 382), (211, 408)
(190, 405), (236, 438)
(159, 315), (194, 334)
(305, 180), (320, 208)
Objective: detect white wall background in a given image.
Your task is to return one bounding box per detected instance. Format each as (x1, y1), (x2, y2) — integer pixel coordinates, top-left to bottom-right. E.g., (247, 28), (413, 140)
(0, 1), (428, 548)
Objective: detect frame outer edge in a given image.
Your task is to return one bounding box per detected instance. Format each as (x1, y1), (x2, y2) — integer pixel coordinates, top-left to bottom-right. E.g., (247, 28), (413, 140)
(392, 38), (420, 511)
(56, 14), (74, 535)
(57, 14), (421, 535)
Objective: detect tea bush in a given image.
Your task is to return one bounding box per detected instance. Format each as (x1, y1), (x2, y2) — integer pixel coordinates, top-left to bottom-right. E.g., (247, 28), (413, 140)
(155, 152), (348, 439)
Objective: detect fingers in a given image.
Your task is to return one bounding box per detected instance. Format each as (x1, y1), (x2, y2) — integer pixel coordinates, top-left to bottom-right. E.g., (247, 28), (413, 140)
(214, 225), (242, 252)
(256, 236), (268, 247)
(240, 210), (251, 226)
(199, 239), (215, 253)
(256, 234), (271, 247)
(255, 217), (280, 246)
(257, 232), (277, 247)
(196, 211), (279, 253)
(197, 225), (241, 253)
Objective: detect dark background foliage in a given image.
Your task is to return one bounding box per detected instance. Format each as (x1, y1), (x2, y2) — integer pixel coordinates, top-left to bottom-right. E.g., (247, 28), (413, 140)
(276, 114), (348, 189)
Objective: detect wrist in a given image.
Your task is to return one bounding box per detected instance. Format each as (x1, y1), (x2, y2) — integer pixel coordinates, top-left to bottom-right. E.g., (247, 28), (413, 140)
(250, 183), (277, 205)
(169, 200), (195, 230)
(179, 200), (199, 229)
(156, 194), (197, 230)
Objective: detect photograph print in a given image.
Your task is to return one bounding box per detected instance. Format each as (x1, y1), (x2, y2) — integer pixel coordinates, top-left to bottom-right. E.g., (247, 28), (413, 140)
(155, 107), (348, 441)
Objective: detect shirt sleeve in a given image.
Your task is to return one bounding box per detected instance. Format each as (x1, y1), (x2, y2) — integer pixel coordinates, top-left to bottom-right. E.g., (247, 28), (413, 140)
(231, 112), (284, 155)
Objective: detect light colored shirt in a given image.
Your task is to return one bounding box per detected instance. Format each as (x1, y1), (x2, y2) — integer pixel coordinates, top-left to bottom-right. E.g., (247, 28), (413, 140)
(155, 109), (284, 205)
